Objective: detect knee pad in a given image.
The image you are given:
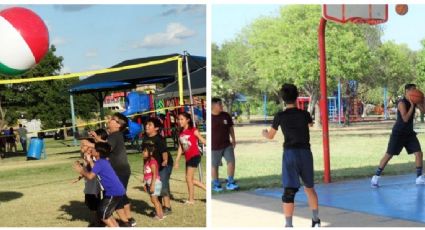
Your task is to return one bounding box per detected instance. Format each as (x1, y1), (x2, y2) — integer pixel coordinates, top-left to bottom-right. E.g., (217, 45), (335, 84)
(282, 187), (299, 203)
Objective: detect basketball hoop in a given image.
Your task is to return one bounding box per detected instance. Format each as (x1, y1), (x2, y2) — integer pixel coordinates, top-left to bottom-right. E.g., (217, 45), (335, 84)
(323, 4), (388, 25)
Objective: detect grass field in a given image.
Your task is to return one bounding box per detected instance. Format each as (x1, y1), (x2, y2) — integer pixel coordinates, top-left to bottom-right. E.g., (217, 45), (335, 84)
(217, 121), (425, 191)
(0, 139), (206, 227)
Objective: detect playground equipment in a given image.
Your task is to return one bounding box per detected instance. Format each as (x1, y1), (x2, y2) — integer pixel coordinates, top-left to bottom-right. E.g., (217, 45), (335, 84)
(319, 4), (389, 183)
(0, 7), (49, 76)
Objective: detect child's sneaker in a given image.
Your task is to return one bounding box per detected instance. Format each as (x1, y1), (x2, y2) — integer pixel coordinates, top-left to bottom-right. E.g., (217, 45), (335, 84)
(128, 217), (137, 227)
(416, 175), (425, 184)
(371, 175), (380, 188)
(226, 182), (239, 191)
(312, 219), (321, 227)
(153, 215), (167, 221)
(163, 207), (172, 215)
(213, 184), (223, 192)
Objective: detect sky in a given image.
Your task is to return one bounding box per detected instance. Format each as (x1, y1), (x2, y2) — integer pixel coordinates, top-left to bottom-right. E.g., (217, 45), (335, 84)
(0, 4), (206, 74)
(212, 4), (425, 51)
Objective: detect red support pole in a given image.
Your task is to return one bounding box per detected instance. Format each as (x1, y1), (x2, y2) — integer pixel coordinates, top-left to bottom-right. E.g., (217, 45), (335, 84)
(318, 17), (331, 183)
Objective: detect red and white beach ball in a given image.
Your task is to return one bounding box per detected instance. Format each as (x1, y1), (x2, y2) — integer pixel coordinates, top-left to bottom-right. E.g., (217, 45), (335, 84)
(0, 7), (49, 76)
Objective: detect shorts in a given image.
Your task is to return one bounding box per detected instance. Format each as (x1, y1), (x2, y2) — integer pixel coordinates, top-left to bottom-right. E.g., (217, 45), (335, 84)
(116, 174), (130, 209)
(186, 155), (201, 168)
(97, 196), (122, 220)
(212, 145), (235, 168)
(159, 166), (172, 196)
(282, 148), (314, 189)
(146, 180), (162, 197)
(85, 194), (101, 211)
(386, 133), (422, 155)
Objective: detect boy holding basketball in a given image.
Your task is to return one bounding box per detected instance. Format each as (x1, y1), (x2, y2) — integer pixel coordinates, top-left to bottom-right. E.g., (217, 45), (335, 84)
(262, 83), (320, 227)
(371, 83), (425, 188)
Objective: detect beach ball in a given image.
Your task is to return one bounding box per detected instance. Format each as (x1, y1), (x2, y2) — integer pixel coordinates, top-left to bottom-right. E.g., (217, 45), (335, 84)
(0, 7), (49, 76)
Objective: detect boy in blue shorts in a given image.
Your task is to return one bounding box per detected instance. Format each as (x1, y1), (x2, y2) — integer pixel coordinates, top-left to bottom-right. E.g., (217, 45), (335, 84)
(371, 83), (425, 187)
(262, 83), (320, 227)
(73, 142), (126, 227)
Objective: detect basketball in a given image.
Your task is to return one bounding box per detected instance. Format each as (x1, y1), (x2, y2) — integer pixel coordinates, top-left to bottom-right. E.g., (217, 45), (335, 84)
(408, 89), (424, 104)
(395, 4), (408, 16)
(0, 7), (49, 76)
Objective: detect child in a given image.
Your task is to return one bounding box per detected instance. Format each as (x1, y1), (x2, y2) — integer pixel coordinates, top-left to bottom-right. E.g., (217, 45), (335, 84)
(142, 117), (173, 214)
(142, 142), (165, 220)
(75, 129), (108, 227)
(73, 142), (126, 227)
(174, 112), (206, 204)
(371, 83), (425, 187)
(262, 83), (320, 227)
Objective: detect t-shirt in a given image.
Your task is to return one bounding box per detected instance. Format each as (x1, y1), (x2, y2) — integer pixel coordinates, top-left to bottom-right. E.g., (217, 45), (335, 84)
(392, 97), (416, 135)
(143, 158), (161, 183)
(179, 128), (201, 161)
(272, 108), (313, 150)
(212, 112), (233, 150)
(107, 131), (131, 177)
(17, 128), (27, 140)
(92, 158), (126, 196)
(142, 134), (173, 170)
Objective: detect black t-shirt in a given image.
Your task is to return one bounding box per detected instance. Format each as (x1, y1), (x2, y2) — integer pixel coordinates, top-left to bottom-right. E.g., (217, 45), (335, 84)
(107, 131), (131, 176)
(142, 134), (173, 170)
(212, 112), (233, 150)
(272, 108), (313, 150)
(392, 97), (416, 135)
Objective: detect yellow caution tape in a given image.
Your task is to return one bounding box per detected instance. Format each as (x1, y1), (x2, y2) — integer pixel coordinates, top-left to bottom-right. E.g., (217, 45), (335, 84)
(0, 56), (180, 85)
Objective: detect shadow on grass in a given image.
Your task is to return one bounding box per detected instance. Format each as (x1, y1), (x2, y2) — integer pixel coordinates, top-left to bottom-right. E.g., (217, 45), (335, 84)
(128, 197), (155, 217)
(0, 191), (23, 202)
(57, 200), (89, 223)
(0, 151), (27, 159)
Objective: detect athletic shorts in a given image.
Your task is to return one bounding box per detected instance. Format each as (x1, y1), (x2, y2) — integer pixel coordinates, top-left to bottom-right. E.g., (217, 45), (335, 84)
(282, 148), (314, 189)
(146, 180), (162, 197)
(116, 174), (130, 209)
(212, 145), (235, 168)
(85, 194), (101, 211)
(97, 196), (122, 220)
(186, 155), (201, 168)
(159, 166), (172, 196)
(386, 133), (422, 155)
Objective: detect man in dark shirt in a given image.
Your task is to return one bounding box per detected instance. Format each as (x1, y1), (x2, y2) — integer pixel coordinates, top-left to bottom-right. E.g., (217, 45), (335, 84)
(212, 98), (238, 192)
(262, 83), (320, 227)
(142, 117), (173, 214)
(371, 84), (425, 188)
(91, 113), (134, 227)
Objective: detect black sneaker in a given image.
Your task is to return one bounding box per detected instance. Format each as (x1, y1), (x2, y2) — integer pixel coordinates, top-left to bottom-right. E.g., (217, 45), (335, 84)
(120, 221), (132, 227)
(312, 219), (321, 227)
(163, 207), (172, 215)
(128, 218), (137, 227)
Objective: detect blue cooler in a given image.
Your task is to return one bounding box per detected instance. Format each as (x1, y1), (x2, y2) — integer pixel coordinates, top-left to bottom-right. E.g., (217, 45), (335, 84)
(27, 137), (46, 160)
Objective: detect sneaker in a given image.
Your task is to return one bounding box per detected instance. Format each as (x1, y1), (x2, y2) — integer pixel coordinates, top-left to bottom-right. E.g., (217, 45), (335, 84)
(163, 207), (172, 215)
(128, 217), (137, 227)
(153, 215), (167, 221)
(371, 175), (380, 188)
(213, 184), (223, 192)
(416, 175), (425, 184)
(226, 182), (240, 191)
(312, 219), (321, 227)
(120, 221), (132, 227)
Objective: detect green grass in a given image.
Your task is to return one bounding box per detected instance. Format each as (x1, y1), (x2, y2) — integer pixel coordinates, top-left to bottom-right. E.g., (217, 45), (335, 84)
(0, 138), (206, 227)
(218, 122), (425, 191)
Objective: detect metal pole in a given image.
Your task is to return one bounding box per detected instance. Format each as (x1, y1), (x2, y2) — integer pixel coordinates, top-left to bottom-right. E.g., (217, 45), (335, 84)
(338, 79), (341, 125)
(184, 52), (203, 183)
(70, 94), (77, 146)
(384, 87), (388, 120)
(319, 17), (331, 183)
(264, 93), (267, 124)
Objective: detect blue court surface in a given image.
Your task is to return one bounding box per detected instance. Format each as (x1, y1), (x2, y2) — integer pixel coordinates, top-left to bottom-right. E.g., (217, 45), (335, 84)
(255, 174), (425, 223)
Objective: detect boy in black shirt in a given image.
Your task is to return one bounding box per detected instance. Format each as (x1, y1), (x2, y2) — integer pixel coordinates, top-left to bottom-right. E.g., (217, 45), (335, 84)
(262, 83), (320, 227)
(142, 117), (173, 214)
(371, 84), (425, 187)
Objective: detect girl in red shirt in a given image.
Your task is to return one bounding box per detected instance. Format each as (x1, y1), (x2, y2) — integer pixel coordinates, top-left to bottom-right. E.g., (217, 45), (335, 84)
(174, 112), (206, 204)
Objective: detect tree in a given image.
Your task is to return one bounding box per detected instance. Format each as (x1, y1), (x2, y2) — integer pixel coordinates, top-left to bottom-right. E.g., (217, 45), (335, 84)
(0, 45), (97, 129)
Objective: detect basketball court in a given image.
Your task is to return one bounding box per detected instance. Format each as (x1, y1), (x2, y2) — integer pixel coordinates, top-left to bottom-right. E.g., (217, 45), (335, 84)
(212, 174), (425, 227)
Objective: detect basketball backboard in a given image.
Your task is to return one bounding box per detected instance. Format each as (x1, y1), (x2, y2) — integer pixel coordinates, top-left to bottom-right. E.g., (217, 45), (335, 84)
(323, 4), (388, 25)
